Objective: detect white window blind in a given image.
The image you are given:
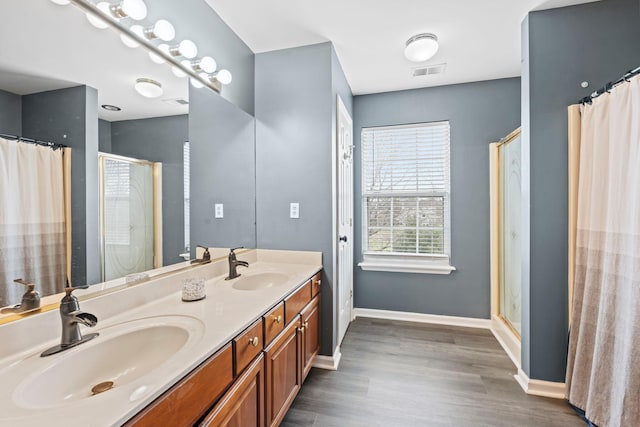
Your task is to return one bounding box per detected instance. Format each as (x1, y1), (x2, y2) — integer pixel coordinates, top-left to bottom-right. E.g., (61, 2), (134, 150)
(183, 141), (190, 253)
(104, 159), (131, 245)
(361, 121), (451, 260)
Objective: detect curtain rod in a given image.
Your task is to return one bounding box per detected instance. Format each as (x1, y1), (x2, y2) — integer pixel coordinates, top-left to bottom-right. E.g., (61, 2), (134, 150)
(0, 133), (67, 150)
(579, 65), (640, 105)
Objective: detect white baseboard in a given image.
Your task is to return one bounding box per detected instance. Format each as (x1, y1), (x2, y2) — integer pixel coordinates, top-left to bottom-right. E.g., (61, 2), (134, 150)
(490, 315), (521, 369)
(354, 308), (492, 329)
(313, 345), (342, 371)
(515, 368), (566, 399)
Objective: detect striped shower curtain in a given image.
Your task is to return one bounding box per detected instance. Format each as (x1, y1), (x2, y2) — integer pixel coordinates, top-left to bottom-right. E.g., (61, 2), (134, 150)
(0, 138), (70, 308)
(566, 75), (640, 427)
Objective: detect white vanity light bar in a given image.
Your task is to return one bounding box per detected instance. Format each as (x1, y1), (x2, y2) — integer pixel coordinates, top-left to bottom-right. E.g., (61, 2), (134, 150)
(68, 0), (223, 93)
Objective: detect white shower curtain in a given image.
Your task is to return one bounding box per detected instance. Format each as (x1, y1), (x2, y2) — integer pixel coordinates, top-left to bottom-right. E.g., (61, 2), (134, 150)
(0, 138), (68, 307)
(566, 75), (640, 427)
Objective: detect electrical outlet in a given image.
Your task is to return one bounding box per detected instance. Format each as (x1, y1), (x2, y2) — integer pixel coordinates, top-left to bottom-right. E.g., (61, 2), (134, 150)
(215, 203), (224, 218)
(290, 202), (300, 219)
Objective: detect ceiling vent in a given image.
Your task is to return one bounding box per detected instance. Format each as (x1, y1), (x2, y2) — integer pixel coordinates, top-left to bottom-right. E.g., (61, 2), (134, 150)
(162, 97), (189, 105)
(412, 63), (447, 77)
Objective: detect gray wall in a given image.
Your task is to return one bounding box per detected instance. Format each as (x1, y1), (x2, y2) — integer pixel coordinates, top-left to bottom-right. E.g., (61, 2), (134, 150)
(110, 115), (189, 266)
(189, 85), (256, 251)
(353, 78), (521, 318)
(21, 85), (100, 286)
(0, 88), (21, 136)
(255, 42), (337, 355)
(98, 119), (111, 153)
(146, 0), (255, 115)
(522, 0), (640, 382)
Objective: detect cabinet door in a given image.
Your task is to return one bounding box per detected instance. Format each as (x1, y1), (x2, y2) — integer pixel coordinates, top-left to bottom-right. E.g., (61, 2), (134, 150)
(264, 315), (301, 427)
(125, 344), (234, 427)
(300, 295), (320, 380)
(200, 354), (265, 427)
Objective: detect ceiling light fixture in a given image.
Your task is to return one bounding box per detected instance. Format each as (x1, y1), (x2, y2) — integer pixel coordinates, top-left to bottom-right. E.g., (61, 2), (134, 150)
(134, 78), (163, 98)
(404, 33), (439, 62)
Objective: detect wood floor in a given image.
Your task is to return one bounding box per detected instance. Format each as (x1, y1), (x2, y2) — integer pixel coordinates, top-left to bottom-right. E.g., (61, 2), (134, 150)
(282, 317), (584, 427)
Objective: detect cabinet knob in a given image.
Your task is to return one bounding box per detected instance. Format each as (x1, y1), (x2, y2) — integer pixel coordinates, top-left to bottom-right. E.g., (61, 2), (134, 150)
(298, 326), (305, 333)
(249, 336), (259, 347)
(303, 321), (309, 328)
(314, 279), (321, 287)
(272, 314), (283, 324)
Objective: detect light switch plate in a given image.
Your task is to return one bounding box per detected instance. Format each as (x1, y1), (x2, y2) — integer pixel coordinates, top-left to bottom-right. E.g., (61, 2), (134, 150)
(290, 202), (299, 219)
(215, 203), (224, 218)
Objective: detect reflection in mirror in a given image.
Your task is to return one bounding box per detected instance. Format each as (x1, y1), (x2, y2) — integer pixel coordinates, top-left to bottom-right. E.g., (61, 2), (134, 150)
(0, 0), (191, 310)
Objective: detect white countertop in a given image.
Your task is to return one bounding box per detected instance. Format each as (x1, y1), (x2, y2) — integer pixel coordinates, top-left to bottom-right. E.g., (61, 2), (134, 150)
(0, 249), (322, 427)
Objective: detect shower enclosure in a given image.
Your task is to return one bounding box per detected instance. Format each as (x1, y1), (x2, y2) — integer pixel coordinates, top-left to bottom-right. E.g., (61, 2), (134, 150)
(99, 153), (162, 282)
(489, 128), (522, 366)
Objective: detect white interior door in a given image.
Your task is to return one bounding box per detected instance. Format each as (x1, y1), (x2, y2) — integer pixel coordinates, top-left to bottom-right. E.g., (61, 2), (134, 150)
(337, 95), (354, 345)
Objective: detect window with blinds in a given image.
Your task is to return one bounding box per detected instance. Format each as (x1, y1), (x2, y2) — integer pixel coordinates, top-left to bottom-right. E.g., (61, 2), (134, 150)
(183, 141), (190, 253)
(361, 121), (451, 259)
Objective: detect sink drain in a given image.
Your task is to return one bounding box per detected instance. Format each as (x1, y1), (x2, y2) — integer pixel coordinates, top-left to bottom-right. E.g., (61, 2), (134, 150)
(91, 381), (114, 395)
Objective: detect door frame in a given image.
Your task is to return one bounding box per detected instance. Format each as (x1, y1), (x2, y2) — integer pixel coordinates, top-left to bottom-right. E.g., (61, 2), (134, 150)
(98, 152), (163, 281)
(333, 94), (354, 349)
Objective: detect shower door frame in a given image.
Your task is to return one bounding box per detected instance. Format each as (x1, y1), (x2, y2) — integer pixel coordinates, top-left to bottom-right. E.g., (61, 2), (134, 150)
(98, 152), (163, 282)
(489, 128), (522, 368)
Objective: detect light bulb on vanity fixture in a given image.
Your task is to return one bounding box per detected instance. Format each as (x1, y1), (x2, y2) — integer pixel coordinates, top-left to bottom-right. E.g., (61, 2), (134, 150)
(172, 66), (187, 78)
(169, 40), (198, 59)
(213, 69), (232, 85)
(188, 56), (217, 74)
(404, 33), (439, 62)
(134, 78), (163, 98)
(110, 0), (147, 21)
(122, 19), (174, 49)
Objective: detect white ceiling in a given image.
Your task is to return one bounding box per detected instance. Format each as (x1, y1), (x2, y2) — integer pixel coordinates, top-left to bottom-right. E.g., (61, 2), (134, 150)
(206, 0), (599, 95)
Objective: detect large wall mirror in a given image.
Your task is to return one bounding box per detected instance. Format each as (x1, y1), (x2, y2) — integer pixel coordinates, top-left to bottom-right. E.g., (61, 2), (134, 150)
(0, 0), (257, 318)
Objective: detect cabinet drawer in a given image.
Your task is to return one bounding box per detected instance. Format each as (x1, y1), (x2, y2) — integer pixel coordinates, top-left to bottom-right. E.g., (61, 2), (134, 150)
(284, 281), (311, 324)
(125, 343), (233, 427)
(234, 318), (264, 376)
(263, 302), (285, 346)
(310, 272), (321, 298)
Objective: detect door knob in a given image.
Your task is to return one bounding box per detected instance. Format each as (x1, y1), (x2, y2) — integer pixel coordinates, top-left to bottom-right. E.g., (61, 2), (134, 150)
(339, 235), (347, 242)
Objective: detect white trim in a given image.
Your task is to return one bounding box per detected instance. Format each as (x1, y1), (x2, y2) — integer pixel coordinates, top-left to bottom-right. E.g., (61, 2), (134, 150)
(514, 368), (566, 399)
(490, 315), (521, 369)
(354, 308), (491, 329)
(313, 345), (342, 371)
(358, 260), (455, 275)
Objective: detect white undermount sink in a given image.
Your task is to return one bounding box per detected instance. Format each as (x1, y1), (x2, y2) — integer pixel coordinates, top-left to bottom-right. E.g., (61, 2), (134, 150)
(9, 315), (204, 410)
(232, 272), (290, 291)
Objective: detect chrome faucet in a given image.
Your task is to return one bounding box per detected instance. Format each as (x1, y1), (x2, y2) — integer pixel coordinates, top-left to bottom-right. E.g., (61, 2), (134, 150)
(225, 247), (249, 280)
(41, 285), (98, 357)
(0, 279), (41, 314)
(190, 245), (211, 265)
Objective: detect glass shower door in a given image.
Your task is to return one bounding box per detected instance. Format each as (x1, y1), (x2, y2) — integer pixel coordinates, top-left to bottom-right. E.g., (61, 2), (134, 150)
(500, 135), (522, 336)
(100, 155), (155, 281)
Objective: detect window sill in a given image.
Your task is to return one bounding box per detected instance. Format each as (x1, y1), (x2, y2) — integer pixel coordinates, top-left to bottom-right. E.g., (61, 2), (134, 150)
(358, 255), (456, 275)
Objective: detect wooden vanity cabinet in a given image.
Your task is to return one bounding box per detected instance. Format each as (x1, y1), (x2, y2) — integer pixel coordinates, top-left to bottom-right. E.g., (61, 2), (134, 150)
(264, 315), (302, 427)
(125, 271), (322, 427)
(125, 344), (234, 427)
(300, 295), (320, 380)
(200, 354), (265, 427)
